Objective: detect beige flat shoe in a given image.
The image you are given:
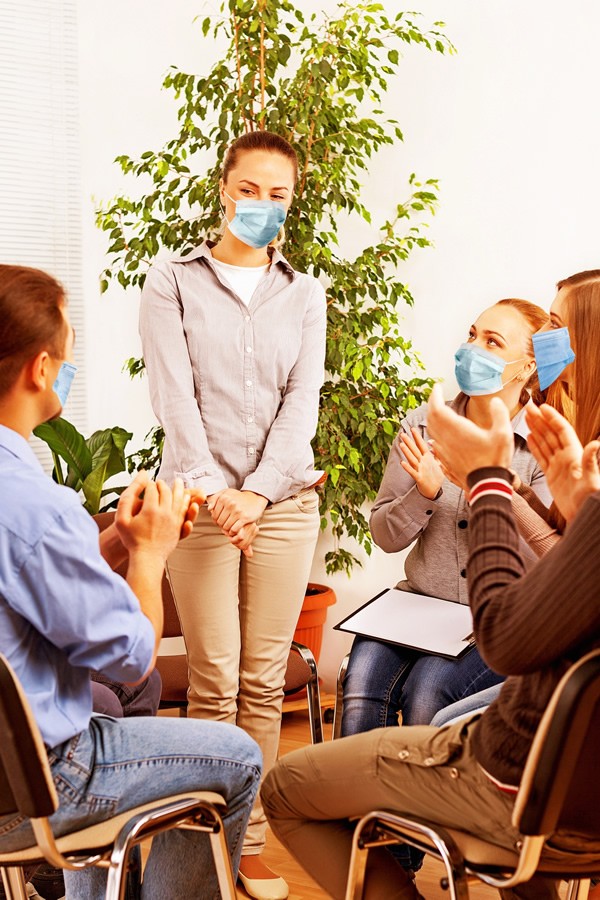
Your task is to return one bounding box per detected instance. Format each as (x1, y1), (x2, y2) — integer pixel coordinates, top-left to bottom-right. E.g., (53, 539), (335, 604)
(238, 870), (289, 900)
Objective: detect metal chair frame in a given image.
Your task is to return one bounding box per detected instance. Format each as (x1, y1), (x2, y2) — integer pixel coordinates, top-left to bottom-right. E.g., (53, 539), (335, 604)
(345, 648), (600, 899)
(0, 653), (237, 900)
(288, 640), (324, 744)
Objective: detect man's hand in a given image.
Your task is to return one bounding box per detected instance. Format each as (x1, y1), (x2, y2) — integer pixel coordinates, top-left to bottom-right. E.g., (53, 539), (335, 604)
(398, 428), (444, 499)
(181, 488), (205, 539)
(116, 474), (190, 564)
(426, 385), (514, 481)
(526, 403), (600, 522)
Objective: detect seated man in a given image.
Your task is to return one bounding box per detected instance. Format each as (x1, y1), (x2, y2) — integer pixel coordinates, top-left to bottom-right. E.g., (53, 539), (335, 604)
(262, 385), (600, 900)
(0, 264), (262, 900)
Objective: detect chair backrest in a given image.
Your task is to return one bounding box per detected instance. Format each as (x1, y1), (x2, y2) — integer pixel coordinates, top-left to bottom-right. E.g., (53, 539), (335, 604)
(93, 511), (182, 638)
(0, 653), (58, 819)
(514, 647), (600, 838)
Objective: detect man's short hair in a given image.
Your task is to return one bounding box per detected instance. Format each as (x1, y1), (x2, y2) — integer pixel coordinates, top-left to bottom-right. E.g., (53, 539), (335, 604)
(0, 265), (68, 397)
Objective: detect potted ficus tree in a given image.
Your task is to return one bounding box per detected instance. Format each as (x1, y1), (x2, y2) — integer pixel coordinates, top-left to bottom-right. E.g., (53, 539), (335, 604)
(92, 0), (453, 659)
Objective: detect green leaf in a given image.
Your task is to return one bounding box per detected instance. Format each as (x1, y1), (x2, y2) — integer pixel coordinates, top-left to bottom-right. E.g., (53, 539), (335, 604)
(34, 418), (92, 483)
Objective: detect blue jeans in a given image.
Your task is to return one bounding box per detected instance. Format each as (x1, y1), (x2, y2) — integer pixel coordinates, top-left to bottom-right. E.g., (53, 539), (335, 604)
(430, 683), (503, 727)
(0, 715), (261, 900)
(342, 637), (504, 733)
(341, 638), (503, 871)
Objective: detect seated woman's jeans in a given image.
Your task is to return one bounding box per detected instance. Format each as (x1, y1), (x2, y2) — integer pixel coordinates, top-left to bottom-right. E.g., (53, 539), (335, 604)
(341, 636), (504, 871)
(0, 715), (261, 900)
(430, 683), (503, 727)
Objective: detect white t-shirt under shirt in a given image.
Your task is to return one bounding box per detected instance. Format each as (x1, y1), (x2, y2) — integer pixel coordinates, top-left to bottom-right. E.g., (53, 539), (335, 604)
(211, 258), (270, 307)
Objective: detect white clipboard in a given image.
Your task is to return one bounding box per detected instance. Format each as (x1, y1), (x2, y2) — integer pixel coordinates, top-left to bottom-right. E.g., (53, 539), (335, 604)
(334, 588), (475, 660)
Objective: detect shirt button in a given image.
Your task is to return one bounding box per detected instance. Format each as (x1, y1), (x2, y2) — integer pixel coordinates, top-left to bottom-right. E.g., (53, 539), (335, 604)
(450, 767), (459, 779)
(248, 447), (255, 455)
(424, 757), (435, 766)
(247, 416), (254, 424)
(246, 346), (252, 353)
(425, 509), (433, 516)
(458, 519), (468, 529)
(398, 750), (410, 760)
(460, 568), (467, 578)
(246, 380), (252, 387)
(245, 315), (251, 322)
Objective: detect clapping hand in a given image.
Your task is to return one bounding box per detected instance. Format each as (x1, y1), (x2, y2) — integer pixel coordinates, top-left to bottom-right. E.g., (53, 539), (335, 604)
(398, 428), (444, 499)
(426, 385), (514, 480)
(526, 404), (600, 522)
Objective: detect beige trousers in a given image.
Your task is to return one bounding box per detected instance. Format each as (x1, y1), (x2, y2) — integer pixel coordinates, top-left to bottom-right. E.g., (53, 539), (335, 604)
(262, 717), (597, 899)
(166, 489), (320, 853)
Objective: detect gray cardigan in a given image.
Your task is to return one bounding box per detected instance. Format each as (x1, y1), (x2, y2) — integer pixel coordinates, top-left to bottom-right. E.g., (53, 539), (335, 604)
(370, 395), (551, 603)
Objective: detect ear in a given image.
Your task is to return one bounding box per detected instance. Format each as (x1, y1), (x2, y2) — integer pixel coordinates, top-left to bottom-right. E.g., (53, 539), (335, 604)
(219, 177), (225, 204)
(29, 350), (53, 392)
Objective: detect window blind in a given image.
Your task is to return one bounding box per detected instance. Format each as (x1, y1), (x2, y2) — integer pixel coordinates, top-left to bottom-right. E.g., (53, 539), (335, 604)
(0, 0), (87, 470)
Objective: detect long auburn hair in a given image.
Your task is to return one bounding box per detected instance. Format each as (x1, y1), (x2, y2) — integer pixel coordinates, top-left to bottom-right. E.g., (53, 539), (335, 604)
(545, 270), (600, 446)
(543, 270), (600, 533)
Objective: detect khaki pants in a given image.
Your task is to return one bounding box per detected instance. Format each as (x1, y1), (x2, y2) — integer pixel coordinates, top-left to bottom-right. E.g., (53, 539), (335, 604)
(166, 489), (320, 853)
(262, 717), (596, 899)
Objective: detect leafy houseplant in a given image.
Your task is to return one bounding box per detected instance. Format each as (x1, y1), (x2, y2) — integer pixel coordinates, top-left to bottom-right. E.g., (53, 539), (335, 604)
(33, 418), (132, 515)
(96, 0), (454, 573)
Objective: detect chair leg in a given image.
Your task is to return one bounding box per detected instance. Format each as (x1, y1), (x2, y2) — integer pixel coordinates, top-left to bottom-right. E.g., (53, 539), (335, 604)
(208, 823), (238, 900)
(565, 879), (591, 900)
(333, 654), (349, 740)
(345, 819), (369, 900)
(291, 642), (324, 744)
(1, 867), (28, 900)
(345, 812), (470, 900)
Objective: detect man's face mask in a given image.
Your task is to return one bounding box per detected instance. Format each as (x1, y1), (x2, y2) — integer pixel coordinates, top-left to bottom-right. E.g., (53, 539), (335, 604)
(454, 344), (527, 397)
(531, 327), (576, 391)
(53, 362), (78, 407)
(223, 191), (286, 249)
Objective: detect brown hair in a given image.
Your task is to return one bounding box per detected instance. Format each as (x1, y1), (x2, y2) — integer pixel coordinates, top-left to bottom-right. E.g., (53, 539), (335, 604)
(222, 131), (299, 185)
(0, 265), (67, 397)
(545, 270), (600, 446)
(495, 298), (548, 406)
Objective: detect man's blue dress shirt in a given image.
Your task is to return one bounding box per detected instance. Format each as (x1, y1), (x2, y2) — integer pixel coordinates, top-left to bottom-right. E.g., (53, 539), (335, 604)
(0, 425), (155, 748)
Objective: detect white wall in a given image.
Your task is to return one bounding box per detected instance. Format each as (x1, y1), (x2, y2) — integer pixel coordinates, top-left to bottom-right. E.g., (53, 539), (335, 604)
(76, 0), (600, 690)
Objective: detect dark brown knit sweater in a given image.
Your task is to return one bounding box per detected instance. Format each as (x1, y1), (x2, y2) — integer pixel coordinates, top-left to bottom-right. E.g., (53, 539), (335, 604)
(467, 468), (600, 787)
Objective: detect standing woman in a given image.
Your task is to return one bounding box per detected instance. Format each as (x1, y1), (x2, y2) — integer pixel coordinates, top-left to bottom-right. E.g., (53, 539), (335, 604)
(140, 132), (325, 900)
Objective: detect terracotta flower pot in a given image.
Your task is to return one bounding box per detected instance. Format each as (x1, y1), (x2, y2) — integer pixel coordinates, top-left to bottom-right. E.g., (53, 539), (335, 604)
(293, 582), (337, 664)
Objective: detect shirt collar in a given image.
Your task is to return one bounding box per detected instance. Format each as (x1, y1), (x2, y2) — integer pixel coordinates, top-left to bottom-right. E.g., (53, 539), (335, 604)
(0, 424), (43, 471)
(171, 240), (296, 276)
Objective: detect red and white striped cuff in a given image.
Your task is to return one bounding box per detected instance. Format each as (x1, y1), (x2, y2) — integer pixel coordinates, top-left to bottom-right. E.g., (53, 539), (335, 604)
(468, 477), (513, 507)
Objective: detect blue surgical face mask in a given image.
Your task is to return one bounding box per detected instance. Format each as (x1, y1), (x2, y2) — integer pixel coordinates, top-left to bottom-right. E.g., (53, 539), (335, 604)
(454, 344), (527, 397)
(531, 327), (575, 391)
(53, 361), (77, 407)
(223, 191), (287, 249)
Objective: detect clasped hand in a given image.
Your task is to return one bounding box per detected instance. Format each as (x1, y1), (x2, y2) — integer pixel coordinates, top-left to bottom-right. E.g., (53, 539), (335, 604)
(206, 488), (268, 557)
